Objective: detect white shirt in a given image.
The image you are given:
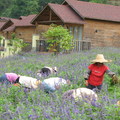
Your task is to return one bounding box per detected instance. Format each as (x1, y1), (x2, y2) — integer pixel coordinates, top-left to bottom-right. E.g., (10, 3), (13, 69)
(72, 88), (98, 101)
(19, 76), (38, 89)
(63, 88), (98, 104)
(43, 77), (67, 89)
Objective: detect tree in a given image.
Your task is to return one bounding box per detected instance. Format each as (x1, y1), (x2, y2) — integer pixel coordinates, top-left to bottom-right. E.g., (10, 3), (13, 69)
(0, 36), (4, 42)
(90, 0), (107, 4)
(0, 0), (64, 18)
(0, 0), (12, 15)
(43, 24), (73, 54)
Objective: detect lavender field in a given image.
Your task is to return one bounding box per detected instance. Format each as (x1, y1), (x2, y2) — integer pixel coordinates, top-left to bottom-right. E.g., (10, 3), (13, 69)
(0, 47), (120, 120)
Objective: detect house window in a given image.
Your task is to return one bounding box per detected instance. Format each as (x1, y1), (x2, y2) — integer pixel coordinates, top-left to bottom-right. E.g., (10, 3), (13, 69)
(69, 26), (83, 51)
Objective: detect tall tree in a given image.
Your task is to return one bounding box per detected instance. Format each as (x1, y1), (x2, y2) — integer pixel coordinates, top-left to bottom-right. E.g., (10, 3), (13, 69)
(90, 0), (107, 4)
(10, 0), (31, 18)
(0, 0), (12, 16)
(0, 0), (109, 18)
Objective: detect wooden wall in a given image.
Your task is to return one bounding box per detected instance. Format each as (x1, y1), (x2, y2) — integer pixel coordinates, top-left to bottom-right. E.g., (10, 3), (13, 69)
(35, 24), (49, 37)
(15, 26), (36, 43)
(0, 31), (3, 36)
(83, 19), (120, 48)
(1, 26), (36, 52)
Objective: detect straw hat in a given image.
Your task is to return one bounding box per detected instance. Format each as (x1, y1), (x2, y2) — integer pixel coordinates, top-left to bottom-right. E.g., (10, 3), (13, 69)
(92, 54), (111, 63)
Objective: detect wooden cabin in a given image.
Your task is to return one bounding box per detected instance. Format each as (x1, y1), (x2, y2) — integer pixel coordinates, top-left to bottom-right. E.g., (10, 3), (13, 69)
(0, 15), (36, 57)
(0, 15), (36, 53)
(31, 0), (120, 52)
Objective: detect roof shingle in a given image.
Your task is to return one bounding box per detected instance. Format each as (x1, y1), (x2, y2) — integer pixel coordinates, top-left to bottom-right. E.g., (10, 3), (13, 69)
(65, 0), (120, 22)
(48, 3), (85, 24)
(3, 14), (36, 31)
(0, 22), (6, 30)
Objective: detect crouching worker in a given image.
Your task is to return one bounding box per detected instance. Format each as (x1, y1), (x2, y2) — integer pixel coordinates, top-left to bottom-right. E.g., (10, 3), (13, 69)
(41, 77), (70, 93)
(62, 88), (98, 105)
(37, 66), (57, 77)
(0, 73), (20, 84)
(84, 54), (116, 91)
(16, 76), (42, 89)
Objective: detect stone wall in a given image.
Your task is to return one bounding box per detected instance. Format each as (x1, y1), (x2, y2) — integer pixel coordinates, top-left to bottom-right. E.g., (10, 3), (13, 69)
(83, 19), (120, 48)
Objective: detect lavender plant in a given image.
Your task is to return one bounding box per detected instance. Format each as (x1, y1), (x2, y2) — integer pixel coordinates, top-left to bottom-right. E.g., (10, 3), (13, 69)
(0, 47), (120, 120)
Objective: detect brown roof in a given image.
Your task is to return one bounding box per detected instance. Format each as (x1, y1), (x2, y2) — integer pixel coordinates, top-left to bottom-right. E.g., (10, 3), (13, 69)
(31, 3), (85, 24)
(48, 3), (85, 24)
(64, 0), (120, 22)
(0, 17), (10, 21)
(0, 17), (9, 30)
(32, 0), (120, 24)
(0, 22), (6, 30)
(3, 19), (20, 31)
(3, 25), (15, 32)
(1, 20), (13, 31)
(3, 14), (36, 32)
(16, 14), (36, 26)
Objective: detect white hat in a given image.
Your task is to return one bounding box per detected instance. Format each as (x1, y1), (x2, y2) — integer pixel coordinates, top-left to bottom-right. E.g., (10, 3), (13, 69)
(53, 67), (57, 72)
(92, 54), (112, 63)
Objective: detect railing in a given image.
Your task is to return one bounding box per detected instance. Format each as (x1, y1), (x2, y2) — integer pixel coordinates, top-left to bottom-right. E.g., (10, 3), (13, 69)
(80, 41), (91, 50)
(72, 41), (91, 51)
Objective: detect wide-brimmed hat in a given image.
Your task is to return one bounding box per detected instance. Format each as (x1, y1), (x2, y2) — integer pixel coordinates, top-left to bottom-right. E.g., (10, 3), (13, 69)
(91, 54), (111, 63)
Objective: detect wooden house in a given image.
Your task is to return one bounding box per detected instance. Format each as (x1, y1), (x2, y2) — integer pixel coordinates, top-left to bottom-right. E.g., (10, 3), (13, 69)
(0, 15), (36, 57)
(0, 15), (36, 53)
(0, 17), (12, 52)
(2, 15), (36, 43)
(31, 0), (120, 52)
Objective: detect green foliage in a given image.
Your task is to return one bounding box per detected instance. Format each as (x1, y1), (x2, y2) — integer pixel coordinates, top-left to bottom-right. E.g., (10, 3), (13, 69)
(9, 33), (29, 54)
(43, 24), (73, 53)
(0, 36), (4, 42)
(0, 0), (63, 18)
(104, 105), (120, 120)
(0, 0), (12, 16)
(90, 0), (107, 4)
(0, 48), (120, 119)
(0, 85), (25, 112)
(0, 0), (116, 18)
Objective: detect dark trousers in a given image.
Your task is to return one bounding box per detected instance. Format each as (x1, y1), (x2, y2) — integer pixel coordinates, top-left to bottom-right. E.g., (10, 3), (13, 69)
(87, 84), (102, 91)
